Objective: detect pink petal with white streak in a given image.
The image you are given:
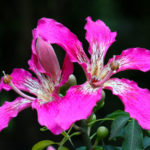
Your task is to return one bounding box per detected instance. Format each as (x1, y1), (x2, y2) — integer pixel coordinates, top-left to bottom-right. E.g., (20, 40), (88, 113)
(103, 78), (150, 130)
(28, 54), (45, 74)
(107, 48), (150, 73)
(56, 82), (102, 130)
(0, 68), (38, 93)
(32, 98), (63, 135)
(33, 18), (89, 69)
(0, 97), (31, 131)
(85, 17), (116, 70)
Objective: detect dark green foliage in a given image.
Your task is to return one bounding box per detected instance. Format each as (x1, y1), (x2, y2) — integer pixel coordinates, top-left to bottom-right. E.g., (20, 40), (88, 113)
(122, 119), (143, 150)
(109, 115), (129, 140)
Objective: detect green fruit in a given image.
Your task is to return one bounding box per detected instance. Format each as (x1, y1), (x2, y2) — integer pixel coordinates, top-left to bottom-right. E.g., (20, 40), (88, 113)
(97, 126), (109, 140)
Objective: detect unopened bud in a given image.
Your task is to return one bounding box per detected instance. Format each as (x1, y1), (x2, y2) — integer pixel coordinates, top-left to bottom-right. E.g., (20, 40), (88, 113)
(66, 74), (77, 87)
(3, 74), (12, 84)
(87, 113), (96, 126)
(94, 90), (105, 112)
(96, 126), (109, 140)
(60, 74), (77, 95)
(36, 37), (60, 80)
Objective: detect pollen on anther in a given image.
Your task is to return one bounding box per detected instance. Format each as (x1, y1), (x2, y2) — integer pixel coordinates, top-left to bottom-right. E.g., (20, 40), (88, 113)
(110, 62), (119, 71)
(3, 73), (12, 84)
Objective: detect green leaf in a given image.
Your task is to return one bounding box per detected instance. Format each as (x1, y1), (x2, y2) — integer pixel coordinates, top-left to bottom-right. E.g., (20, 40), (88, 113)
(104, 145), (122, 150)
(32, 140), (55, 150)
(105, 110), (129, 119)
(122, 119), (143, 150)
(109, 115), (129, 140)
(58, 146), (69, 150)
(75, 146), (86, 150)
(143, 136), (150, 149)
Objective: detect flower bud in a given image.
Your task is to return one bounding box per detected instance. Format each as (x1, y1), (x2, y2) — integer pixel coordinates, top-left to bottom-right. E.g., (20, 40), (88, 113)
(60, 74), (77, 95)
(86, 113), (96, 126)
(96, 126), (109, 140)
(66, 74), (77, 87)
(36, 37), (60, 80)
(94, 90), (105, 112)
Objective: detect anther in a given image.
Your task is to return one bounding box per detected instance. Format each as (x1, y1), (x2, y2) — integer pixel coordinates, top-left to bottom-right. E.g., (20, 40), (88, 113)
(110, 56), (119, 71)
(2, 71), (12, 84)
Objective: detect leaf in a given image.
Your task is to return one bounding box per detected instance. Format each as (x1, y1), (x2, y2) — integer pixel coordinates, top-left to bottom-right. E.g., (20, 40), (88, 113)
(105, 110), (129, 119)
(32, 140), (55, 150)
(143, 136), (150, 149)
(75, 146), (86, 150)
(58, 146), (69, 150)
(109, 115), (129, 140)
(104, 145), (122, 150)
(122, 119), (143, 150)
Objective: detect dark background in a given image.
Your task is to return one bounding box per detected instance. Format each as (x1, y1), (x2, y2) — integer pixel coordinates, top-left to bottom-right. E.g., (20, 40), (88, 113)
(0, 0), (150, 149)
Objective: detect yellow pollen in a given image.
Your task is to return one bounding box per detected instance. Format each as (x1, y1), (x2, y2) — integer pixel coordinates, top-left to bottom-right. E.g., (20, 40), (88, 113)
(3, 74), (12, 84)
(110, 62), (119, 71)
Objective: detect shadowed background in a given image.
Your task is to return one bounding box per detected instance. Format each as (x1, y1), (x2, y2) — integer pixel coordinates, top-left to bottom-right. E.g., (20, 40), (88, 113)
(0, 0), (150, 149)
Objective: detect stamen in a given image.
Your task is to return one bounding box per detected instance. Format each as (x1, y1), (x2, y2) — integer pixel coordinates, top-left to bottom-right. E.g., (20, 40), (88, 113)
(3, 71), (12, 84)
(91, 70), (113, 87)
(2, 71), (35, 101)
(110, 55), (119, 71)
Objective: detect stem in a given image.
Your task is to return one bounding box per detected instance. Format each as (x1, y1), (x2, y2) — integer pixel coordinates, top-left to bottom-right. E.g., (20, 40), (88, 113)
(80, 120), (92, 150)
(92, 139), (99, 150)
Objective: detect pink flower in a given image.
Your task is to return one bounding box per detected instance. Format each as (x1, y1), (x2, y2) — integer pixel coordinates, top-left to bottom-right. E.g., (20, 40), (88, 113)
(0, 36), (73, 134)
(34, 16), (150, 130)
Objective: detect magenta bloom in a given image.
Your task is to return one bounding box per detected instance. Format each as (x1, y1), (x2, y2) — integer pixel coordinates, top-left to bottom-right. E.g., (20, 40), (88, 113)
(34, 17), (150, 130)
(0, 35), (73, 134)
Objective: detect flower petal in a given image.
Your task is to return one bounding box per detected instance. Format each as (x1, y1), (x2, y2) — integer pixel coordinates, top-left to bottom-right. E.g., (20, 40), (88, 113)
(47, 146), (56, 150)
(0, 97), (31, 131)
(103, 78), (150, 130)
(107, 48), (150, 73)
(60, 54), (73, 86)
(32, 98), (63, 135)
(33, 17), (89, 69)
(35, 37), (61, 80)
(0, 68), (38, 93)
(56, 82), (102, 130)
(85, 17), (116, 70)
(28, 54), (45, 74)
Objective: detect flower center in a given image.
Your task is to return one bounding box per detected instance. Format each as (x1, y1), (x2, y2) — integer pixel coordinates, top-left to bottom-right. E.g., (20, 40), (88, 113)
(90, 55), (119, 87)
(24, 72), (55, 104)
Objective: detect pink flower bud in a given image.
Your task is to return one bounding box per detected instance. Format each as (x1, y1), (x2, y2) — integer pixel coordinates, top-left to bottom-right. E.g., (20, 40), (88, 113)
(36, 37), (60, 80)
